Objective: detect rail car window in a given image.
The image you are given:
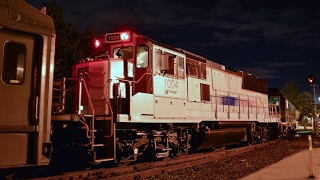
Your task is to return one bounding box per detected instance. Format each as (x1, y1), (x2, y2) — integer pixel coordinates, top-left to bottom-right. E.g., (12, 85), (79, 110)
(136, 45), (149, 68)
(2, 42), (26, 85)
(113, 46), (133, 59)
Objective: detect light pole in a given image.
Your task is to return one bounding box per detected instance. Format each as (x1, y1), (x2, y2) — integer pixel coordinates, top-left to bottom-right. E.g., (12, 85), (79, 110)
(312, 83), (318, 136)
(307, 75), (318, 136)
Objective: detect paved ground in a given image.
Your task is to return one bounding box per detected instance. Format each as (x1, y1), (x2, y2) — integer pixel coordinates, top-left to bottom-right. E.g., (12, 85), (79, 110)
(240, 133), (320, 180)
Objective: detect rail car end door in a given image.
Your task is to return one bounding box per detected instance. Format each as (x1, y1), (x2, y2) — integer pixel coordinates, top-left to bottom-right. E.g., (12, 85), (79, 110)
(0, 29), (37, 167)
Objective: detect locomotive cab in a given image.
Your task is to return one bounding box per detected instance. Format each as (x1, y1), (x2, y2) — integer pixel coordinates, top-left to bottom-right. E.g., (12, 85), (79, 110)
(72, 32), (189, 122)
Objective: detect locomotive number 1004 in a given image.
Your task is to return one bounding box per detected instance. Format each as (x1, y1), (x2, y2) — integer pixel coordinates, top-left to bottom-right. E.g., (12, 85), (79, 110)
(164, 79), (178, 89)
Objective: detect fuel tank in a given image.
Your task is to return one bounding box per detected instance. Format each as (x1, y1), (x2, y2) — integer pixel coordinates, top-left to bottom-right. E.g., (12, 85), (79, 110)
(189, 128), (247, 151)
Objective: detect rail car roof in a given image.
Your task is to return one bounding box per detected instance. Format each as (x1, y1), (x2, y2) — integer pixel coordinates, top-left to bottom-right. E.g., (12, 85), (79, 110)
(0, 0), (55, 35)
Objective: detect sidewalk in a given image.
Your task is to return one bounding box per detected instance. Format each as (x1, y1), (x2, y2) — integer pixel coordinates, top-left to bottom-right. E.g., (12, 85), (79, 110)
(240, 147), (320, 180)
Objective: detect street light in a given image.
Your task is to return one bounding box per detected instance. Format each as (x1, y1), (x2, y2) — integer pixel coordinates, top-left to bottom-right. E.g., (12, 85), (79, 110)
(306, 75), (318, 136)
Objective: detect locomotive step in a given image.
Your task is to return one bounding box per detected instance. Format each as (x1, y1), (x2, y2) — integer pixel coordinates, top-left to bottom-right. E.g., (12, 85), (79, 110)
(93, 144), (106, 147)
(94, 158), (114, 163)
(82, 115), (112, 120)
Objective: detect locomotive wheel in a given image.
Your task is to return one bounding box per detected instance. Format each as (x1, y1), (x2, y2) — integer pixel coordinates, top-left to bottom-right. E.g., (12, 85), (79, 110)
(117, 157), (131, 166)
(169, 142), (179, 158)
(283, 129), (289, 137)
(116, 143), (134, 166)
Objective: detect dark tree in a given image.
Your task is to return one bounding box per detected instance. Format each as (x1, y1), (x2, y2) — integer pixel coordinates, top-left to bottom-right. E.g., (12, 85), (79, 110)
(45, 1), (85, 80)
(81, 27), (99, 58)
(282, 81), (314, 120)
(282, 80), (300, 106)
(295, 91), (315, 120)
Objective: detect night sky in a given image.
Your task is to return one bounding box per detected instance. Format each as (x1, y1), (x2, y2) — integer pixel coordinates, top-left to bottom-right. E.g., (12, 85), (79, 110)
(27, 0), (320, 93)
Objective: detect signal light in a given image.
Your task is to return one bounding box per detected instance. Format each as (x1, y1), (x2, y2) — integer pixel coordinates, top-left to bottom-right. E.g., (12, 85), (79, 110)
(94, 39), (100, 48)
(306, 75), (316, 85)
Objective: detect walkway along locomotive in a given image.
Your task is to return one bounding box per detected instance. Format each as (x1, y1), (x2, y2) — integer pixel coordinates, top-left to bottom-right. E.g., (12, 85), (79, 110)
(0, 0), (295, 171)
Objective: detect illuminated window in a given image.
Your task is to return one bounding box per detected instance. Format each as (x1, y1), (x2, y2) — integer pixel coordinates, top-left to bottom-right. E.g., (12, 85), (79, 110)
(2, 42), (26, 85)
(136, 45), (149, 68)
(113, 46), (133, 59)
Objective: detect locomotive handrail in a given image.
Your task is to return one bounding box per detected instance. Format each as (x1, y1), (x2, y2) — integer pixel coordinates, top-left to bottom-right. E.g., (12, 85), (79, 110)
(102, 78), (114, 138)
(115, 73), (154, 84)
(53, 77), (114, 149)
(60, 78), (105, 149)
(77, 114), (90, 139)
(80, 78), (97, 151)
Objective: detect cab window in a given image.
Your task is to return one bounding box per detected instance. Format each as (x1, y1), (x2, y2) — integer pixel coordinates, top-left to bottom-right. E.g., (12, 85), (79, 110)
(136, 44), (149, 68)
(113, 46), (133, 59)
(2, 42), (26, 85)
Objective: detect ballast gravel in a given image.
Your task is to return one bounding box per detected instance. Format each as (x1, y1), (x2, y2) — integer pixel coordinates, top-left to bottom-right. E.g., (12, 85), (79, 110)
(145, 133), (317, 180)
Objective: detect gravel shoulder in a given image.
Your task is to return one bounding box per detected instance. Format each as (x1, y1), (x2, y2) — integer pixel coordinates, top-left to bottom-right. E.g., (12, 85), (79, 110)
(145, 133), (318, 180)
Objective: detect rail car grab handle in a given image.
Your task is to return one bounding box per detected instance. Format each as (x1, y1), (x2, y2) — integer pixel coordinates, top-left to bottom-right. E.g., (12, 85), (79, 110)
(35, 96), (39, 119)
(78, 79), (83, 114)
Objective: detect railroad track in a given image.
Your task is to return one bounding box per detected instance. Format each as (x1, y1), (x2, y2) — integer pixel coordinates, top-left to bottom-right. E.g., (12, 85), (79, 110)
(26, 140), (281, 180)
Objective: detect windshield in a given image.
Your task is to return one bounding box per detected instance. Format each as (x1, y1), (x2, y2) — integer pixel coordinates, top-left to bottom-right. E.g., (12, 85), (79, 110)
(113, 46), (133, 59)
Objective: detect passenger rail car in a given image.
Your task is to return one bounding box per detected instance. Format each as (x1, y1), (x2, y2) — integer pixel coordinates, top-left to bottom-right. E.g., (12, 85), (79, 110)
(0, 0), (55, 168)
(268, 88), (297, 137)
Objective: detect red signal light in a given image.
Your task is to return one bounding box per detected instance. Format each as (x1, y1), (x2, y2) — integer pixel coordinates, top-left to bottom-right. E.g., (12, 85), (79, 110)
(94, 39), (100, 48)
(306, 75), (316, 85)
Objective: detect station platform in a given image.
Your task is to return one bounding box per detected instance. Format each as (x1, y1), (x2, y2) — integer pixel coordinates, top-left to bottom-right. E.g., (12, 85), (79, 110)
(240, 142), (320, 180)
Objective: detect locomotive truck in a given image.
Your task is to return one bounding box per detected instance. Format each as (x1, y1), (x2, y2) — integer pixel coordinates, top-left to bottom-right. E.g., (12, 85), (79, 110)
(0, 0), (294, 171)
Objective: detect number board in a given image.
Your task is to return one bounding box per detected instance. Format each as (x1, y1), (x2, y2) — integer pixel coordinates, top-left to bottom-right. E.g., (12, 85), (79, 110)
(103, 31), (131, 43)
